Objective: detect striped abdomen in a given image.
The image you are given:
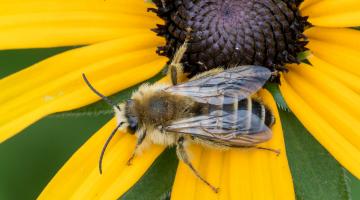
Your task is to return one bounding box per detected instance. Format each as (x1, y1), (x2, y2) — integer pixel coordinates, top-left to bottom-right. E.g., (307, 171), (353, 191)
(238, 98), (275, 128)
(202, 97), (275, 132)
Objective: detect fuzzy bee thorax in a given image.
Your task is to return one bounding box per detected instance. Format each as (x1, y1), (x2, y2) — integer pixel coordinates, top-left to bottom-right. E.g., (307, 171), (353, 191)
(115, 83), (199, 132)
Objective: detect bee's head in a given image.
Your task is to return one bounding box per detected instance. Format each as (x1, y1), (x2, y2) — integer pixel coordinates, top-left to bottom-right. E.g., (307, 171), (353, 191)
(119, 83), (169, 134)
(113, 99), (140, 135)
(83, 74), (170, 175)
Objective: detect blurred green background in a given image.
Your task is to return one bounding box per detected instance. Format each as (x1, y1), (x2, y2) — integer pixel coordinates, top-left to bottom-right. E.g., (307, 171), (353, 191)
(0, 47), (109, 199)
(0, 48), (360, 200)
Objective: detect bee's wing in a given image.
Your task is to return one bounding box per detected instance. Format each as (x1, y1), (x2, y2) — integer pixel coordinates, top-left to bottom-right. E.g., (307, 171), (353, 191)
(165, 65), (271, 105)
(165, 110), (272, 146)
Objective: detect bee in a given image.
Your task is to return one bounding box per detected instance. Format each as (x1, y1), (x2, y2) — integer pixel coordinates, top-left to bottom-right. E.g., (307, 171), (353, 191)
(82, 45), (278, 194)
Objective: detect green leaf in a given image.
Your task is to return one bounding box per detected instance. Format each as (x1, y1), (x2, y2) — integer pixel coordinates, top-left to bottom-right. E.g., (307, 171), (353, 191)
(351, 171), (360, 199)
(121, 148), (178, 200)
(279, 110), (351, 200)
(266, 84), (291, 112)
(297, 50), (311, 63)
(0, 114), (111, 200)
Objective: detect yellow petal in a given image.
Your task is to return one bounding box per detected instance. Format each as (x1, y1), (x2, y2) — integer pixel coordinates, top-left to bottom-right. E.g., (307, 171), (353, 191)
(286, 64), (360, 142)
(171, 90), (295, 200)
(0, 33), (167, 142)
(300, 0), (323, 11)
(305, 28), (360, 92)
(305, 27), (360, 52)
(0, 0), (160, 49)
(288, 63), (360, 118)
(301, 0), (360, 27)
(0, 0), (150, 15)
(280, 74), (360, 178)
(307, 55), (360, 93)
(306, 34), (360, 77)
(38, 118), (165, 199)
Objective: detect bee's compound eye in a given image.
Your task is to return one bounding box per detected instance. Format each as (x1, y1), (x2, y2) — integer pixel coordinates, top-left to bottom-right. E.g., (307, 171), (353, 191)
(125, 99), (138, 134)
(127, 116), (138, 134)
(126, 99), (135, 107)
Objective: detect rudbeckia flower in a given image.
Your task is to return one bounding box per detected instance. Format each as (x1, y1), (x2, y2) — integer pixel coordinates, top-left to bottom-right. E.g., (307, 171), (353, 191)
(0, 0), (359, 199)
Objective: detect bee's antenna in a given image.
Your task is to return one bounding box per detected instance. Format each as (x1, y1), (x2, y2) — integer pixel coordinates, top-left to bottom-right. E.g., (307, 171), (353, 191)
(99, 121), (124, 174)
(82, 73), (121, 112)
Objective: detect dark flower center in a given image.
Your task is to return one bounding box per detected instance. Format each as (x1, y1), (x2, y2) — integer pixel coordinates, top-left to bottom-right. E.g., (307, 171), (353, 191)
(150, 0), (310, 79)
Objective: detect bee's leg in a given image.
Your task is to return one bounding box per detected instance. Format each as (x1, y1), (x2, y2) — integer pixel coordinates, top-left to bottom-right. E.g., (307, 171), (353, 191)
(169, 63), (183, 86)
(168, 30), (192, 85)
(168, 47), (187, 85)
(254, 146), (281, 156)
(161, 0), (166, 8)
(176, 137), (219, 193)
(127, 130), (147, 165)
